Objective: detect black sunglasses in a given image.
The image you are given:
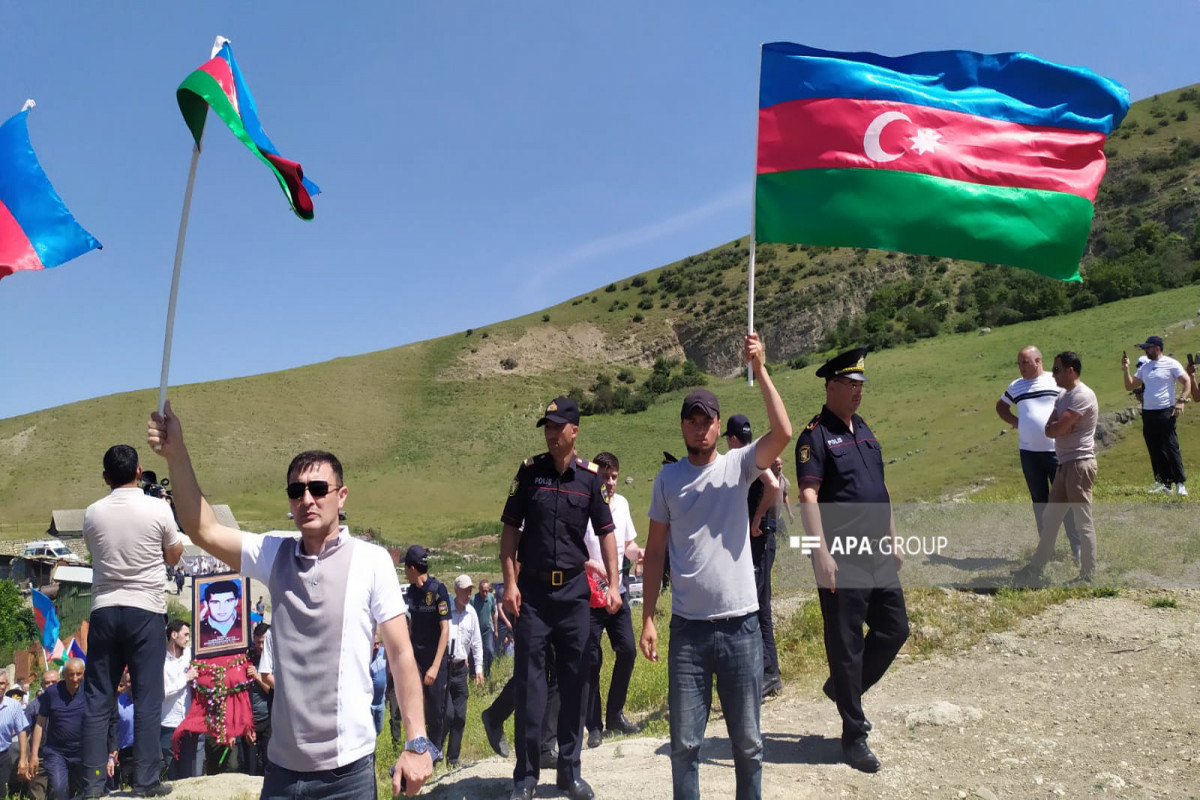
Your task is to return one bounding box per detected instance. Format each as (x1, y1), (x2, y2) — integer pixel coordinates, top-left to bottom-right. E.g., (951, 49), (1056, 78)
(286, 480), (340, 500)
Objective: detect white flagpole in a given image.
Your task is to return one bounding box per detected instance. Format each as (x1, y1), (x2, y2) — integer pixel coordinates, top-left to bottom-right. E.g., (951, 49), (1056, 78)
(156, 36), (228, 417)
(747, 44), (763, 386)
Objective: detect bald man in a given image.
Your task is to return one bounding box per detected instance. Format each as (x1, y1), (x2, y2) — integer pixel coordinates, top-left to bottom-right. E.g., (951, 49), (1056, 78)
(29, 659), (90, 800)
(997, 346), (1081, 564)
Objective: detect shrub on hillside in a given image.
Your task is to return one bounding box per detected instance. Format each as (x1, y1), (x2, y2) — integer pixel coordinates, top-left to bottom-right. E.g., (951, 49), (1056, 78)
(500, 357), (517, 370)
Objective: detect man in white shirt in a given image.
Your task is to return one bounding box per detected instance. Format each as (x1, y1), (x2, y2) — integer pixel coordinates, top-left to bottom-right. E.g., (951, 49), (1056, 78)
(443, 575), (484, 767)
(996, 346), (1080, 561)
(1123, 335), (1192, 495)
(582, 452), (644, 747)
(147, 403), (434, 797)
(160, 620), (199, 780)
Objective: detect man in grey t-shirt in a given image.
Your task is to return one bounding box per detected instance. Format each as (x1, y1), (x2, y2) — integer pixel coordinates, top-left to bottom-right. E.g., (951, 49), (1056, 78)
(640, 333), (792, 800)
(1016, 351), (1100, 584)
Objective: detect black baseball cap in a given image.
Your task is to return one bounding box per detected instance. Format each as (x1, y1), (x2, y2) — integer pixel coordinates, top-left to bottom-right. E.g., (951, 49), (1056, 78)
(723, 414), (752, 443)
(1136, 335), (1164, 350)
(680, 388), (719, 420)
(536, 396), (580, 427)
(404, 545), (429, 569)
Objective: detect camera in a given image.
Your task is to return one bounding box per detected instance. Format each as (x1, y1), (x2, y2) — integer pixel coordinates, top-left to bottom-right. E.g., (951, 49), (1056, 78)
(140, 470), (171, 500)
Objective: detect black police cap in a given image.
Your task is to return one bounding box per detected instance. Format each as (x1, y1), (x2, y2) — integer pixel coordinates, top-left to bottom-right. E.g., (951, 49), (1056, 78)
(815, 348), (868, 382)
(536, 396), (580, 427)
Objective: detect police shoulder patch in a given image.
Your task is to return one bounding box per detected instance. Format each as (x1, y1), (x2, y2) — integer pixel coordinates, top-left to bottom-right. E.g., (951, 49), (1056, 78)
(437, 600), (449, 615)
(798, 444), (811, 464)
(805, 413), (821, 432)
(577, 457), (599, 473)
(508, 477), (520, 497)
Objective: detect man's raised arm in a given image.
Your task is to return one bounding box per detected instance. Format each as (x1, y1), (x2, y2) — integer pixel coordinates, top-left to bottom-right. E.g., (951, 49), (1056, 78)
(147, 401), (244, 572)
(747, 333), (793, 469)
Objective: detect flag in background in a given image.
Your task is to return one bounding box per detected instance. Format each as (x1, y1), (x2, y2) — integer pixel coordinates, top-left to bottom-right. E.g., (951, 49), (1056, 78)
(755, 43), (1130, 281)
(30, 588), (60, 650)
(0, 103), (102, 281)
(67, 637), (86, 662)
(177, 38), (321, 220)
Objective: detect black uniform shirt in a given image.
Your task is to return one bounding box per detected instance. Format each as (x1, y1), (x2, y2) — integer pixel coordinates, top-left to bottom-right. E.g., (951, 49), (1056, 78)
(405, 576), (450, 666)
(501, 453), (615, 572)
(795, 406), (891, 542)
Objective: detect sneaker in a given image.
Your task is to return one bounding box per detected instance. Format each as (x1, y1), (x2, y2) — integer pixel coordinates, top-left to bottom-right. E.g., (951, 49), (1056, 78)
(1149, 482), (1172, 494)
(1177, 484), (1189, 497)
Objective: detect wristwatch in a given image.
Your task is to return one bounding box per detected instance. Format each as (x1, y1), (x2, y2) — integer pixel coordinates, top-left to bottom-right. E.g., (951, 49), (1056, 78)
(404, 736), (442, 762)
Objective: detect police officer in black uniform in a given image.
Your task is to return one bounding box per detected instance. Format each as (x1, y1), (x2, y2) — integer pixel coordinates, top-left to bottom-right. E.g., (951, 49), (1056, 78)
(794, 348), (910, 773)
(500, 396), (621, 800)
(403, 544), (451, 759)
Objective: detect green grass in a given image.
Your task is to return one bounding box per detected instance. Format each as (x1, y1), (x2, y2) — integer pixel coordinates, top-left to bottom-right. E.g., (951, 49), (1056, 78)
(1149, 595), (1178, 608)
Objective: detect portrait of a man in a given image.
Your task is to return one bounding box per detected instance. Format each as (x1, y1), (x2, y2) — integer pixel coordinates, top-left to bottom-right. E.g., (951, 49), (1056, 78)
(193, 575), (250, 656)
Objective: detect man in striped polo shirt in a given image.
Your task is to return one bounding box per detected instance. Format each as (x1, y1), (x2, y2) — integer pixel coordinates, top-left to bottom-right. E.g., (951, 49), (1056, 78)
(147, 402), (434, 798)
(996, 346), (1081, 563)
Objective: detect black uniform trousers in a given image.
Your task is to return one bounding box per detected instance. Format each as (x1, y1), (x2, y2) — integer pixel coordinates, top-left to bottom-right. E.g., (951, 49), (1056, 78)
(818, 554), (909, 746)
(584, 599), (637, 733)
(1143, 408), (1186, 485)
(512, 572), (589, 789)
(414, 650), (449, 756)
(486, 645), (560, 754)
(442, 660), (470, 763)
(751, 531), (780, 681)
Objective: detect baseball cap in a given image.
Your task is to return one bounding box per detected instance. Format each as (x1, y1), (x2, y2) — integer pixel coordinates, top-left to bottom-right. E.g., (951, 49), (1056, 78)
(1136, 335), (1164, 350)
(454, 574), (474, 591)
(536, 396), (580, 427)
(403, 545), (429, 569)
(680, 388), (719, 420)
(723, 414), (752, 442)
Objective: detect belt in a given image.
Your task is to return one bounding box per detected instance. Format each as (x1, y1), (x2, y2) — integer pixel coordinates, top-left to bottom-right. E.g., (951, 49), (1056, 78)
(529, 566), (583, 586)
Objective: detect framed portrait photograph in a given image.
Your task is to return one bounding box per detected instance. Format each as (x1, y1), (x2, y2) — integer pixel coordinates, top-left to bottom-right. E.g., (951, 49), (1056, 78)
(192, 572), (251, 659)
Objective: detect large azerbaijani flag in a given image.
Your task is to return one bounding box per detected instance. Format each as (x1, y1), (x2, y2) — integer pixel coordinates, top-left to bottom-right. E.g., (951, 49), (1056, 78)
(0, 105), (101, 281)
(31, 588), (60, 650)
(177, 39), (320, 220)
(755, 43), (1130, 281)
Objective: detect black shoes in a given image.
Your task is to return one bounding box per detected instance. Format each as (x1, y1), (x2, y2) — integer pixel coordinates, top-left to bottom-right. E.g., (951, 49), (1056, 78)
(605, 711), (642, 736)
(843, 739), (881, 773)
(556, 771), (596, 800)
(132, 785), (174, 798)
(482, 709), (511, 757)
(539, 747), (558, 769)
(509, 786), (535, 800)
(586, 728), (603, 748)
(762, 675), (784, 698)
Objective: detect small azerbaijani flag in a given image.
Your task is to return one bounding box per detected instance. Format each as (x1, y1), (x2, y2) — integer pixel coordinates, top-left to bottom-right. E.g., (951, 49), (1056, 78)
(177, 37), (320, 220)
(30, 588), (60, 650)
(0, 102), (101, 281)
(755, 43), (1130, 281)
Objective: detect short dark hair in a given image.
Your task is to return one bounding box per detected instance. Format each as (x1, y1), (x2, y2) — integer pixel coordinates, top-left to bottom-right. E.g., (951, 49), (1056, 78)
(203, 579), (241, 602)
(253, 622), (270, 638)
(1056, 351), (1083, 376)
(103, 445), (140, 486)
(593, 452), (619, 472)
(166, 619), (190, 639)
(287, 450), (344, 485)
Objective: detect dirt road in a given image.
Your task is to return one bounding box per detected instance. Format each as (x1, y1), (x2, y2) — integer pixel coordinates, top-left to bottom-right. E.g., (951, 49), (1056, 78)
(423, 591), (1200, 799)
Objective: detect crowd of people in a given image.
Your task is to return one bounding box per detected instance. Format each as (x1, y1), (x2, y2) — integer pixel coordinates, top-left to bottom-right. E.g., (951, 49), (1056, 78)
(3, 330), (1186, 800)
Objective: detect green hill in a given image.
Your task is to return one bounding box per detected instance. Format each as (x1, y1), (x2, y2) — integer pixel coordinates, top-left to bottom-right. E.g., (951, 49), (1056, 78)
(2, 86), (1200, 545)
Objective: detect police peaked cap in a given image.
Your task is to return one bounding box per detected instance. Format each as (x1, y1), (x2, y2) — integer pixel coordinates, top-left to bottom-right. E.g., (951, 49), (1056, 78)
(815, 348), (868, 381)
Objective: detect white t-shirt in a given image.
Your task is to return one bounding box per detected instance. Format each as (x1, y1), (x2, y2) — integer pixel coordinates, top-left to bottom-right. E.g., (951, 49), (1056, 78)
(1000, 374), (1061, 452)
(161, 646), (192, 727)
(84, 488), (183, 614)
(241, 527), (406, 771)
(585, 494), (638, 591)
(1136, 356), (1187, 411)
(648, 440), (762, 621)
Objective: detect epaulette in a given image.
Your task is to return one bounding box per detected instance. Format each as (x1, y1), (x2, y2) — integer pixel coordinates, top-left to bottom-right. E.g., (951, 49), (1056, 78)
(805, 413), (822, 432)
(575, 457), (599, 473)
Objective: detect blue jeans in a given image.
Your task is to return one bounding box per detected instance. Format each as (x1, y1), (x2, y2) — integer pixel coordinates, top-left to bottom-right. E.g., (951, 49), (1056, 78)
(1020, 449), (1080, 558)
(668, 614), (762, 800)
(370, 703), (385, 735)
(260, 754), (375, 800)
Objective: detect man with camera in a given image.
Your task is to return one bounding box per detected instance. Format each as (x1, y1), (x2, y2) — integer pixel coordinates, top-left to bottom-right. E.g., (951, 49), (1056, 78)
(80, 445), (184, 798)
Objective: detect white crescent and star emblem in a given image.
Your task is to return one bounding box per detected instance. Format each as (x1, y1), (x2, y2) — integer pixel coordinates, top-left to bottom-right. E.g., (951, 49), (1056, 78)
(863, 111), (943, 162)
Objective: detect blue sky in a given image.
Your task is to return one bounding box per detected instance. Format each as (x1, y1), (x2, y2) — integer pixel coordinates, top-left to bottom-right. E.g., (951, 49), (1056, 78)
(1, 1), (1196, 420)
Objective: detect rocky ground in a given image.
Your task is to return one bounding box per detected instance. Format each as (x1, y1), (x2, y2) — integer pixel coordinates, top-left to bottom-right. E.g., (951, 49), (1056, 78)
(422, 591), (1200, 799)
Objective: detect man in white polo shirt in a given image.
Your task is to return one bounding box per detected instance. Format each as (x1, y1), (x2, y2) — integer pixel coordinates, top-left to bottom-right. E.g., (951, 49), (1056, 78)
(1122, 335), (1192, 496)
(147, 403), (434, 798)
(996, 346), (1080, 562)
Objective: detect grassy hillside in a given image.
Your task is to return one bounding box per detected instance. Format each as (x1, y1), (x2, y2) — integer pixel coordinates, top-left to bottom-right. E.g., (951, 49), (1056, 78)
(3, 85), (1200, 544)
